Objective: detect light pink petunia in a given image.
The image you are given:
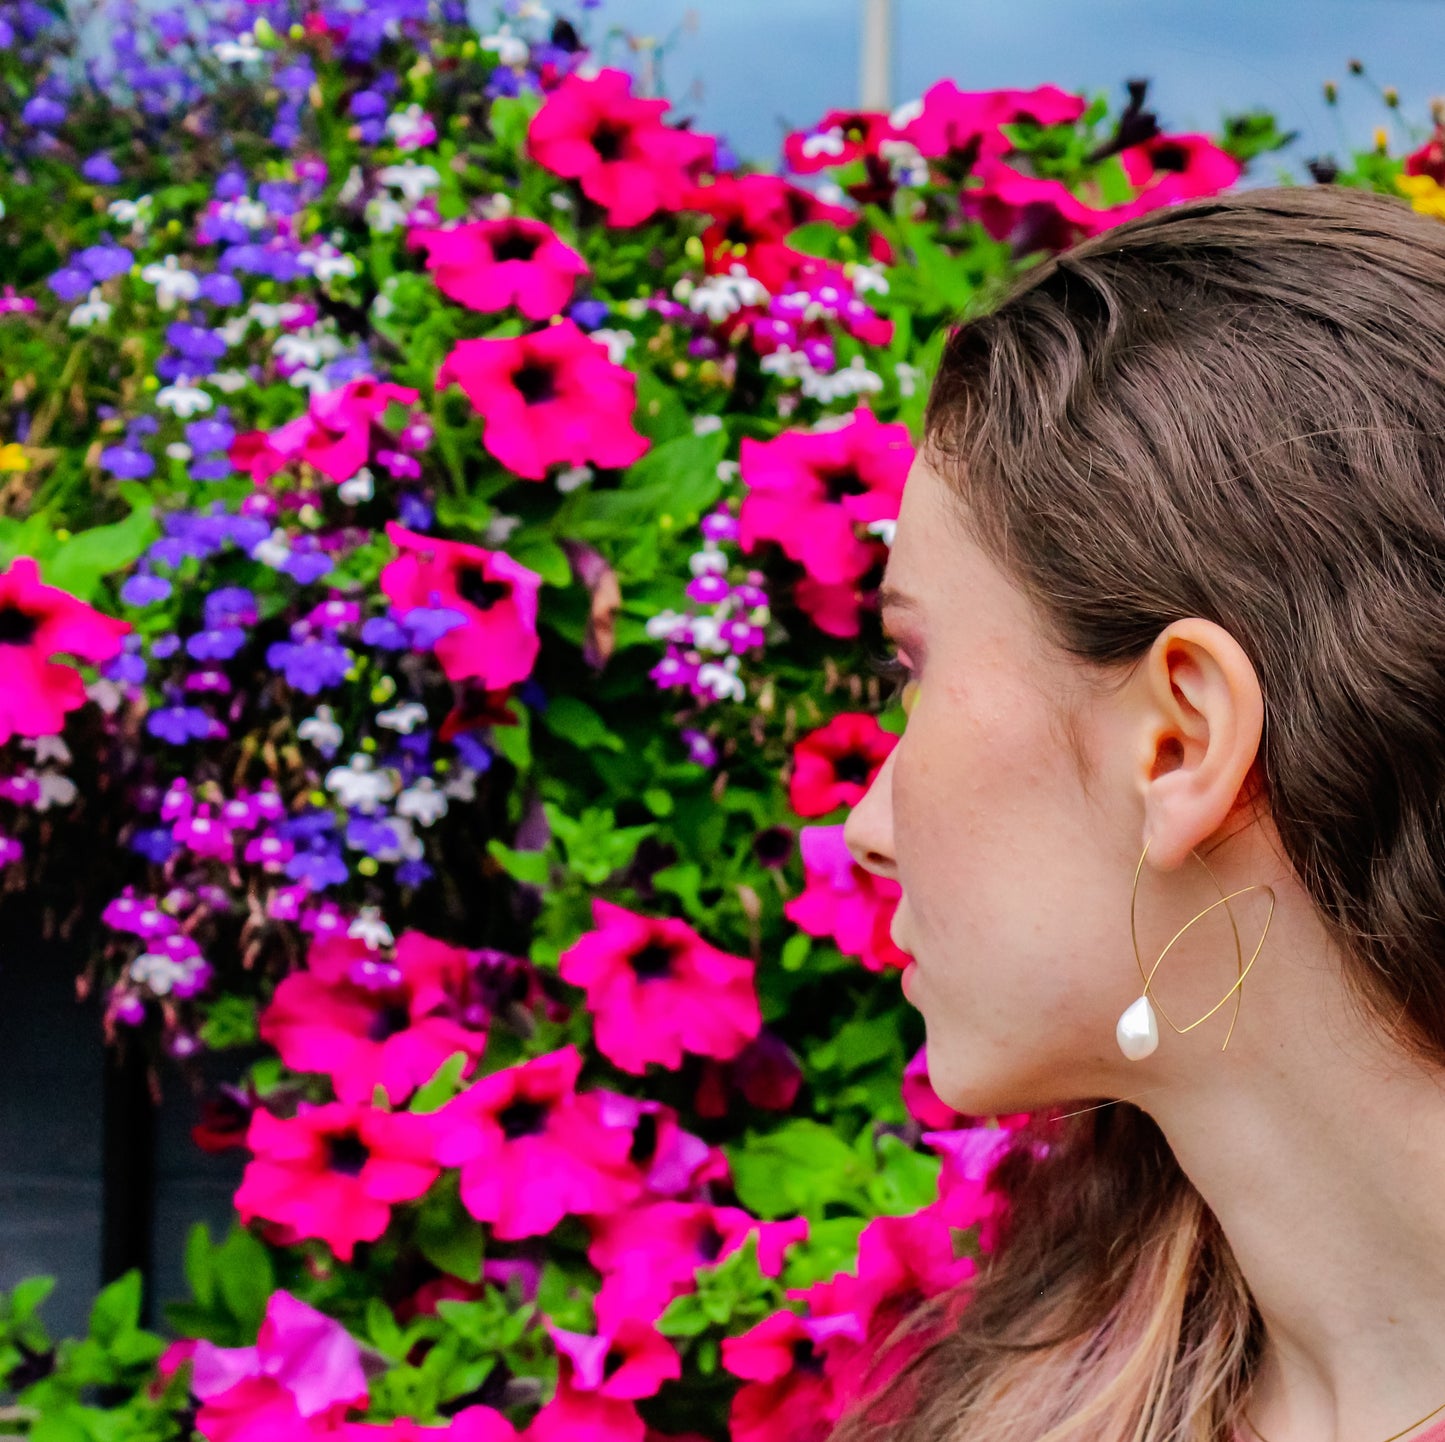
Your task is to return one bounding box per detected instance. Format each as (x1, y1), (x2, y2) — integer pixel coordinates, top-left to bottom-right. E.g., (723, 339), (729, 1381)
(408, 218), (589, 320)
(784, 824), (910, 973)
(435, 321), (650, 480)
(559, 899), (762, 1075)
(0, 556), (130, 743)
(190, 1289), (368, 1442)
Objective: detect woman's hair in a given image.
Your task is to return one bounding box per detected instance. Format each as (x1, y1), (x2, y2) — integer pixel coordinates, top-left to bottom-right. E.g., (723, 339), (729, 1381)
(826, 184), (1445, 1442)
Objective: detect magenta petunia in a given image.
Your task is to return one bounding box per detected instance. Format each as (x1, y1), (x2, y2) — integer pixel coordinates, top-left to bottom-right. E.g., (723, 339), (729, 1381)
(588, 1200), (808, 1326)
(559, 899), (762, 1075)
(720, 1309), (853, 1442)
(782, 110), (897, 175)
(231, 378), (420, 484)
(899, 80), (1085, 161)
(234, 1102), (440, 1262)
(738, 407), (913, 587)
(527, 67), (716, 228)
(547, 1315), (682, 1400)
(784, 824), (910, 972)
(435, 321), (650, 480)
(189, 1289), (368, 1442)
(408, 218), (589, 320)
(380, 522), (542, 689)
(0, 556), (130, 743)
(526, 1376), (647, 1442)
(258, 930), (489, 1106)
(788, 712), (898, 818)
(432, 1045), (643, 1240)
(341, 1407), (517, 1442)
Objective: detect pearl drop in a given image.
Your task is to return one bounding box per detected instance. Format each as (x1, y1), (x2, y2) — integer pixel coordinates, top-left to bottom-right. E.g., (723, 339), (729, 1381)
(1117, 995), (1160, 1061)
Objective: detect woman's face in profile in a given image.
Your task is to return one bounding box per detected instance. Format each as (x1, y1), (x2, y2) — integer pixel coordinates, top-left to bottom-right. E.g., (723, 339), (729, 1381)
(844, 457), (1137, 1116)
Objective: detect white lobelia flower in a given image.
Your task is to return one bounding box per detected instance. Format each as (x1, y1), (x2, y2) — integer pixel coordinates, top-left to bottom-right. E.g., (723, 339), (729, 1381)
(483, 512), (522, 546)
(894, 362), (922, 398)
(644, 609), (689, 641)
(800, 126), (846, 160)
(140, 256), (200, 309)
(251, 528), (292, 568)
(165, 442), (192, 461)
(692, 414), (724, 436)
(688, 546), (727, 577)
(376, 701), (429, 734)
(326, 754), (399, 813)
(273, 332), (329, 368)
(218, 315), (250, 346)
(554, 464), (593, 494)
(25, 735), (72, 765)
(376, 161), (441, 205)
(338, 469), (375, 505)
(211, 369), (251, 394)
(481, 25), (530, 66)
(301, 244), (359, 283)
(365, 195), (410, 234)
(385, 103), (435, 147)
(442, 766), (478, 802)
(369, 814), (424, 863)
(87, 678), (125, 713)
(338, 165), (365, 206)
(69, 287), (112, 329)
(866, 518), (897, 547)
(129, 954), (190, 995)
(370, 288), (396, 319)
(848, 260), (890, 296)
(587, 329), (633, 366)
(221, 196), (270, 231)
(396, 778), (449, 826)
(889, 97), (926, 129)
(688, 614), (729, 654)
(213, 36), (263, 63)
(33, 772), (78, 810)
(156, 377), (213, 417)
(698, 655), (746, 702)
(347, 905), (395, 949)
(298, 705), (344, 751)
(479, 192), (513, 220)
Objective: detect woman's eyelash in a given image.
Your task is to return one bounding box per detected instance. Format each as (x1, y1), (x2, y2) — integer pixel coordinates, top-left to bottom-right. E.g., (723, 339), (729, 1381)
(866, 646), (913, 699)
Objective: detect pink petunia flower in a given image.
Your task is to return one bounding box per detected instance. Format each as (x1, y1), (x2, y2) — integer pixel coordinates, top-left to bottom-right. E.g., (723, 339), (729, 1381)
(558, 899), (762, 1075)
(1116, 133), (1244, 213)
(788, 713), (898, 818)
(0, 556), (130, 743)
(189, 1289), (368, 1442)
(591, 1090), (732, 1197)
(259, 930), (489, 1106)
(899, 80), (1085, 161)
(783, 110), (897, 175)
(526, 1376), (647, 1442)
(720, 1309), (857, 1442)
(694, 1029), (805, 1119)
(547, 1316), (682, 1400)
(683, 173), (857, 293)
(588, 1200), (808, 1327)
(408, 219), (589, 320)
(230, 378), (420, 484)
(234, 1103), (440, 1262)
(527, 67), (716, 227)
(901, 1045), (966, 1131)
(380, 522), (542, 689)
(738, 408), (913, 588)
(784, 824), (910, 973)
(340, 1408), (516, 1442)
(435, 321), (650, 480)
(432, 1045), (642, 1240)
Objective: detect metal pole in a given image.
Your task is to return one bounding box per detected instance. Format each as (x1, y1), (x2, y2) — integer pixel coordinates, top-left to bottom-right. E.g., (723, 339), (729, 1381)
(859, 0), (893, 111)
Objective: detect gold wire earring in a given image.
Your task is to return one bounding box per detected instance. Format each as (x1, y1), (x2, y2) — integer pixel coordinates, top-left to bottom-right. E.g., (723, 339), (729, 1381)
(1116, 839), (1277, 1061)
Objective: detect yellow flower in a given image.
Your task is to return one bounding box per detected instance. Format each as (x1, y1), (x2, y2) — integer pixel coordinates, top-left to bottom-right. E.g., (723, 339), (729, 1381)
(0, 443), (29, 473)
(1396, 172), (1445, 220)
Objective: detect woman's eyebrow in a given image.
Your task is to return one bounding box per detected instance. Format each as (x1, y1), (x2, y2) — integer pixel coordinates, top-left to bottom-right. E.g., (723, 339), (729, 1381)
(878, 584), (921, 615)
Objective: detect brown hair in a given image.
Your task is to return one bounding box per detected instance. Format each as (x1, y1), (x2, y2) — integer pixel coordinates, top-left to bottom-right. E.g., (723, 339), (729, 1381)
(827, 184), (1445, 1441)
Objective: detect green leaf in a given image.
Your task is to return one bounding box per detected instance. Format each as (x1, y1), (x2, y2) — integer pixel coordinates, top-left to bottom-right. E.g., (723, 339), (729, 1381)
(538, 695), (624, 754)
(490, 92), (544, 158)
(213, 1226), (275, 1334)
(727, 1120), (873, 1220)
(409, 1051), (473, 1113)
(10, 1275), (55, 1324)
(88, 1272), (142, 1347)
(486, 838), (550, 886)
(45, 497), (161, 604)
(183, 1224), (216, 1310)
(869, 1133), (942, 1215)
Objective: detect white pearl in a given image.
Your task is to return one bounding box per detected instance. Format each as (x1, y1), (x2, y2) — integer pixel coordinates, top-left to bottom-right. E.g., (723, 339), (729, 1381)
(1117, 995), (1160, 1061)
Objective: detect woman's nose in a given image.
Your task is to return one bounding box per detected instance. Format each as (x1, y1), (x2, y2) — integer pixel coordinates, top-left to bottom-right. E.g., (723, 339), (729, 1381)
(843, 747), (898, 880)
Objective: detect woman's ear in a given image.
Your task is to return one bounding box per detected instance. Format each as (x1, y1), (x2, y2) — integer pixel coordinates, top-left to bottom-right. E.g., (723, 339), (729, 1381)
(1134, 618), (1264, 871)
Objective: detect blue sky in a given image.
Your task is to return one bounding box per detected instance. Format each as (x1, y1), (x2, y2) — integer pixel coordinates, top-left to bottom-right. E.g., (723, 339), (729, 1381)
(585, 0), (1445, 183)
